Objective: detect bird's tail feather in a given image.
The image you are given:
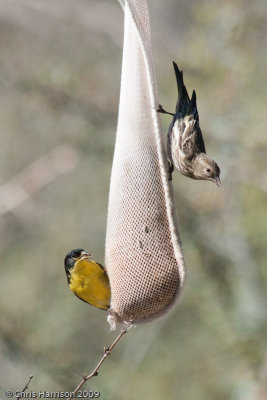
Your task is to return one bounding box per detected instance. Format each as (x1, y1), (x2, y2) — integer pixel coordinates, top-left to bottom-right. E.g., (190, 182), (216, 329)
(186, 89), (199, 120)
(173, 61), (190, 115)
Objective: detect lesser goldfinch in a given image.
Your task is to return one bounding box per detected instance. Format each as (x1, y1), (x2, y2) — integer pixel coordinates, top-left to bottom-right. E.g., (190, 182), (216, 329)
(158, 61), (221, 186)
(64, 248), (111, 310)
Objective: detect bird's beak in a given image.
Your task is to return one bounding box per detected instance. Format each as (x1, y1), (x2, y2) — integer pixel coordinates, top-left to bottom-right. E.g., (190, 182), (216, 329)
(212, 177), (221, 187)
(80, 251), (91, 260)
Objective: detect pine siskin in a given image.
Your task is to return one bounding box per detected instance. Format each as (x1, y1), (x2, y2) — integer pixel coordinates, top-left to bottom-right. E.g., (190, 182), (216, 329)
(158, 62), (221, 186)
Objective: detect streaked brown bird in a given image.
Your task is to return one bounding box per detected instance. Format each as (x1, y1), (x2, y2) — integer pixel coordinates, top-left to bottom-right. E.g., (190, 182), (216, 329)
(158, 61), (221, 186)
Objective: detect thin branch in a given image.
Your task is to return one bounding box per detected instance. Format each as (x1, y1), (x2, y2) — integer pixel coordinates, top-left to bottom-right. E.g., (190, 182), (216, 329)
(17, 375), (34, 400)
(0, 144), (79, 217)
(66, 320), (133, 400)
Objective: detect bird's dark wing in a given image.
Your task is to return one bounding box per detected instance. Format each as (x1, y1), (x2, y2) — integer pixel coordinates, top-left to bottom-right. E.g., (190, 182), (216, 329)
(194, 125), (206, 154)
(96, 262), (105, 272)
(190, 91), (206, 153)
(173, 62), (190, 116)
(181, 120), (206, 158)
(181, 90), (206, 156)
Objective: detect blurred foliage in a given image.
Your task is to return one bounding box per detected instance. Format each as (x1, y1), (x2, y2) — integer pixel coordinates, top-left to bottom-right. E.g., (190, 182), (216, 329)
(0, 0), (266, 399)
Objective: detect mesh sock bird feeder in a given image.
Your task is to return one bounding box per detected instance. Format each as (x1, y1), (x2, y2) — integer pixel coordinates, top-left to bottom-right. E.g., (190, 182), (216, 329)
(105, 0), (186, 328)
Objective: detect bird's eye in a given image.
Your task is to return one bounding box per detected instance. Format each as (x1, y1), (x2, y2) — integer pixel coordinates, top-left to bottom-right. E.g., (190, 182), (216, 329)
(206, 168), (211, 173)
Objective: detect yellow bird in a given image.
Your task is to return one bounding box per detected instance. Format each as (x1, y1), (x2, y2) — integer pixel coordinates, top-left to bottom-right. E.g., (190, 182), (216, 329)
(64, 248), (111, 310)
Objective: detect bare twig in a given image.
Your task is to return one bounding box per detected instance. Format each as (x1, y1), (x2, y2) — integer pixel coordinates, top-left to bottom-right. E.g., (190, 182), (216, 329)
(66, 320), (133, 400)
(17, 375), (34, 400)
(0, 144), (79, 217)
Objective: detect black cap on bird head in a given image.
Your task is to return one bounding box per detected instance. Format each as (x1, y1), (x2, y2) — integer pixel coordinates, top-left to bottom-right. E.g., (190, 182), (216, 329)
(64, 248), (91, 275)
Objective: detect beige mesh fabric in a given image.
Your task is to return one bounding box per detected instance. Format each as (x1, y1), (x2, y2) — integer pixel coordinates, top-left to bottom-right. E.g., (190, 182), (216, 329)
(105, 0), (185, 327)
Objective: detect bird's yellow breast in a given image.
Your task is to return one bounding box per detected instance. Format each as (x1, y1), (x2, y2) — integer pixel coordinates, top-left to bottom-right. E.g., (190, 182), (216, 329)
(69, 259), (110, 310)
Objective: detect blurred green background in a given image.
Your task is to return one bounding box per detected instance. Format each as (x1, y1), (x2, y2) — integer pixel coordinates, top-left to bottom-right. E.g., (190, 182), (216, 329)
(0, 0), (266, 399)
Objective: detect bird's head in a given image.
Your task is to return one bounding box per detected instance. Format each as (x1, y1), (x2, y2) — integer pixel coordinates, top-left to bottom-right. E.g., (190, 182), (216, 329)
(64, 248), (91, 276)
(193, 154), (221, 186)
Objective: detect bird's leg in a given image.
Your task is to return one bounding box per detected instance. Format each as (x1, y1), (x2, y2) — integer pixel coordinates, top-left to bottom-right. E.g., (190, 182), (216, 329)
(156, 104), (175, 116)
(167, 161), (174, 181)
